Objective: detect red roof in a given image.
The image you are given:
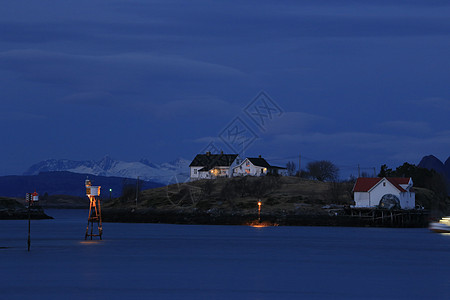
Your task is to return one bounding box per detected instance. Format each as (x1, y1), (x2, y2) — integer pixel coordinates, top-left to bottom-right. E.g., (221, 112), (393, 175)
(353, 178), (382, 192)
(353, 177), (411, 193)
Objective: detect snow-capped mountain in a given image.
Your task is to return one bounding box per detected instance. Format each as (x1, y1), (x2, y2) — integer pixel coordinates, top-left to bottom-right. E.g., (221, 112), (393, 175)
(24, 156), (191, 184)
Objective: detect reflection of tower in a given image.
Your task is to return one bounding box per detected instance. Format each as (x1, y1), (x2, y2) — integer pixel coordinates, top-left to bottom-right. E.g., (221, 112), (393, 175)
(85, 179), (102, 240)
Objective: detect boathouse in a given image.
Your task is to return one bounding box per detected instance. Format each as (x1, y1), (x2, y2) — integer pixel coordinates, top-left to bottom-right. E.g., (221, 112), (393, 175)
(353, 177), (415, 209)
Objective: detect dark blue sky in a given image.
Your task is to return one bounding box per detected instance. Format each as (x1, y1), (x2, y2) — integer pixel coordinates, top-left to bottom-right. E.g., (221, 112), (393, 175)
(1, 0), (449, 177)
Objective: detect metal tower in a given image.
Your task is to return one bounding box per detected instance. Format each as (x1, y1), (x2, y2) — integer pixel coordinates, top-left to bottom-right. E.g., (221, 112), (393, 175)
(85, 179), (103, 240)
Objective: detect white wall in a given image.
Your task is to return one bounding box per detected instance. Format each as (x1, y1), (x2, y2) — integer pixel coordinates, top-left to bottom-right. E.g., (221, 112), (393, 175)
(190, 167), (202, 180)
(194, 166), (234, 180)
(228, 158), (240, 177)
(399, 192), (415, 209)
(368, 179), (400, 207)
(354, 192), (371, 207)
(198, 171), (211, 179)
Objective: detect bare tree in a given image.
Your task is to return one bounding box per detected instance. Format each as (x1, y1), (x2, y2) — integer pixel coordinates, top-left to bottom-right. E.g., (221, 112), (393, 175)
(360, 171), (371, 178)
(286, 161), (296, 176)
(120, 178), (142, 203)
(306, 160), (339, 182)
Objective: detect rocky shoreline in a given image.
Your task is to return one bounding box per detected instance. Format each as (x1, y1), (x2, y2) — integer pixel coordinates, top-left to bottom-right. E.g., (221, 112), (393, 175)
(102, 208), (429, 228)
(0, 209), (53, 220)
(0, 198), (53, 220)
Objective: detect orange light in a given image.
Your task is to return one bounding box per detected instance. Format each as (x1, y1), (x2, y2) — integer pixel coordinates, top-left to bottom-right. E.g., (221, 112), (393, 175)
(258, 201), (261, 206)
(79, 240), (102, 245)
(247, 220), (278, 227)
(251, 224), (267, 228)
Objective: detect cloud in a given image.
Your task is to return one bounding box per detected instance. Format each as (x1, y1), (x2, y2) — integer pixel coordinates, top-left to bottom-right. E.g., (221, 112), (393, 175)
(2, 0), (449, 52)
(191, 136), (223, 144)
(60, 91), (116, 105)
(0, 111), (46, 121)
(0, 49), (247, 90)
(140, 96), (240, 120)
(416, 97), (450, 111)
(378, 120), (432, 134)
(269, 129), (450, 165)
(264, 112), (331, 135)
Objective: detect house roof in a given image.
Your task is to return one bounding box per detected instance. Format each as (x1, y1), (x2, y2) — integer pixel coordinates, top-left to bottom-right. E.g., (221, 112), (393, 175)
(189, 153), (238, 168)
(353, 177), (411, 193)
(387, 178), (411, 192)
(247, 157), (271, 168)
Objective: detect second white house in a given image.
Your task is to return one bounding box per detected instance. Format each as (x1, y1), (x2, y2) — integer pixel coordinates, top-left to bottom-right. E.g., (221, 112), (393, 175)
(353, 177), (415, 209)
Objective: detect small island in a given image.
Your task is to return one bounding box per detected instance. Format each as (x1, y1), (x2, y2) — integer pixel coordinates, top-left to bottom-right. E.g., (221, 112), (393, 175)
(0, 197), (52, 220)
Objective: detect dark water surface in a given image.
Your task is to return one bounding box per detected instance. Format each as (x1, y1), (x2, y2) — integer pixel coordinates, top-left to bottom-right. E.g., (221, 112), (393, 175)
(1, 209), (449, 299)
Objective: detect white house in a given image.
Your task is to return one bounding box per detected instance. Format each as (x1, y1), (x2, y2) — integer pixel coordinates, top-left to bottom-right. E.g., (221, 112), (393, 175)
(353, 177), (415, 209)
(232, 156), (288, 177)
(189, 152), (239, 181)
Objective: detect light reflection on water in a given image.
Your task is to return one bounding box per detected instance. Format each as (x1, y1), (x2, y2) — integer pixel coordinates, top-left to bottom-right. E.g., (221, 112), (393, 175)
(79, 240), (103, 245)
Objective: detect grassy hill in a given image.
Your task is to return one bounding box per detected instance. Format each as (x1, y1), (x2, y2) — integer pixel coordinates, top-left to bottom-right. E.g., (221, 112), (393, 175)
(102, 176), (437, 226)
(105, 176), (355, 214)
(105, 176), (447, 215)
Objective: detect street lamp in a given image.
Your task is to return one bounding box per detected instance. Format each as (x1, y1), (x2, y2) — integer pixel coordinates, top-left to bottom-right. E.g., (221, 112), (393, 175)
(258, 200), (262, 223)
(109, 188), (112, 201)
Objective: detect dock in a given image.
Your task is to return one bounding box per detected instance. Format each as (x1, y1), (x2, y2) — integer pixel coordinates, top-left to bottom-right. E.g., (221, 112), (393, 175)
(343, 207), (429, 227)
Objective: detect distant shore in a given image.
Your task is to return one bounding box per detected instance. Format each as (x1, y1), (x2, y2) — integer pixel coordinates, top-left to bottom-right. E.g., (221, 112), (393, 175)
(101, 208), (429, 228)
(0, 198), (53, 220)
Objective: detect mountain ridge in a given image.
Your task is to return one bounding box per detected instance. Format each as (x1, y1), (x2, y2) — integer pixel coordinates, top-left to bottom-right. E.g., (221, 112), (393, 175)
(418, 155), (450, 174)
(418, 155), (450, 194)
(24, 156), (191, 185)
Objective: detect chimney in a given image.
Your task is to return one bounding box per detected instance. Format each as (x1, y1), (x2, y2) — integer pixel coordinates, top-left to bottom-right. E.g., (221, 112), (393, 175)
(221, 151), (224, 155)
(259, 155), (261, 158)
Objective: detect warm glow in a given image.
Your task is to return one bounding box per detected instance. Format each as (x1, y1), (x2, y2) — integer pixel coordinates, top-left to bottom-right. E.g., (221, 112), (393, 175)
(251, 224), (268, 228)
(247, 220), (278, 227)
(79, 241), (102, 245)
(258, 201), (261, 206)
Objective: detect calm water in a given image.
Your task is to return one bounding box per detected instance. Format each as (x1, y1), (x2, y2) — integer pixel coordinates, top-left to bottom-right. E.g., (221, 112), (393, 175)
(1, 209), (450, 299)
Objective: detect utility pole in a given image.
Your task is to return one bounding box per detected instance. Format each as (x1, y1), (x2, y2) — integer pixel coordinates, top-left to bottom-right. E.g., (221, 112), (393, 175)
(27, 194), (31, 252)
(373, 167), (376, 177)
(135, 176), (139, 208)
(26, 192), (38, 251)
(358, 164), (360, 178)
(298, 153), (301, 177)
